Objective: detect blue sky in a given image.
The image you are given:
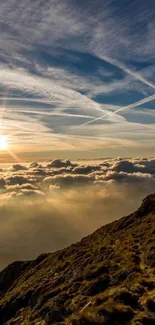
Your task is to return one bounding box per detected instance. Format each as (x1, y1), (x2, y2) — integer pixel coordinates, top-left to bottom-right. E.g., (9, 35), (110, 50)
(0, 0), (155, 160)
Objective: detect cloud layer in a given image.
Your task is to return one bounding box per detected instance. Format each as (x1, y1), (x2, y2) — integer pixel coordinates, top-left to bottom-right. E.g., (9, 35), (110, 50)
(0, 157), (155, 269)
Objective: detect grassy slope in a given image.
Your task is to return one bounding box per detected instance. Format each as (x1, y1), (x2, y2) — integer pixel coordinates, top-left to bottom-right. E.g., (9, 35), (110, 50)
(0, 194), (155, 325)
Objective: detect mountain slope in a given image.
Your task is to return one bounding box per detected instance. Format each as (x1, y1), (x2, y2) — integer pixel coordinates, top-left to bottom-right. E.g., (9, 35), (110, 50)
(0, 194), (155, 325)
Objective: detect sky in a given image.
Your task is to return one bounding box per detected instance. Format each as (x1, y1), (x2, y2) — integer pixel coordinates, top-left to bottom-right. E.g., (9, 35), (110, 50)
(0, 0), (155, 160)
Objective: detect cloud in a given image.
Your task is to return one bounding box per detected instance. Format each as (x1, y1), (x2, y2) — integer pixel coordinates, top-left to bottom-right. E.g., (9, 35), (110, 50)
(72, 165), (101, 175)
(0, 158), (155, 270)
(0, 178), (6, 188)
(5, 183), (39, 192)
(47, 159), (76, 169)
(77, 93), (155, 128)
(111, 160), (143, 173)
(0, 0), (155, 157)
(9, 164), (28, 172)
(43, 174), (94, 188)
(96, 55), (155, 91)
(5, 175), (36, 186)
(111, 158), (155, 175)
(29, 162), (40, 168)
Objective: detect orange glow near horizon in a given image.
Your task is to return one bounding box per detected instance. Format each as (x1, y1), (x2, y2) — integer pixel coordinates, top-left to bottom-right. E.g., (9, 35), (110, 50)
(0, 135), (22, 163)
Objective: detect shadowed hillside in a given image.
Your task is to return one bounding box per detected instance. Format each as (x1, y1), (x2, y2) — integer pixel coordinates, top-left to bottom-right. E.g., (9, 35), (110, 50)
(0, 194), (155, 325)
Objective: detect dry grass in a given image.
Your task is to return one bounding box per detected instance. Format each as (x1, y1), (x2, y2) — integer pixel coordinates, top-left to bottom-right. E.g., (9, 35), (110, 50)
(0, 194), (155, 324)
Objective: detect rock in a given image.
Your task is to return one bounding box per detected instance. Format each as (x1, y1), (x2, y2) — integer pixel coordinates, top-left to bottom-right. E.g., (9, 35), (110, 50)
(45, 310), (64, 324)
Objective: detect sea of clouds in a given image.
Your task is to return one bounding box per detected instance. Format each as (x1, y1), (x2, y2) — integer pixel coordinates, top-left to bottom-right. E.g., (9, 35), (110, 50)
(0, 157), (155, 269)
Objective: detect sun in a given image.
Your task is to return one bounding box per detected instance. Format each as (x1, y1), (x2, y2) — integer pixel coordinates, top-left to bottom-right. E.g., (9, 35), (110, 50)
(0, 135), (8, 150)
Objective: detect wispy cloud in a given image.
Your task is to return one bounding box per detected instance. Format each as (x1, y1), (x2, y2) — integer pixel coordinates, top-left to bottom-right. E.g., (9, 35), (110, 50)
(98, 55), (155, 91)
(77, 94), (155, 128)
(0, 0), (155, 157)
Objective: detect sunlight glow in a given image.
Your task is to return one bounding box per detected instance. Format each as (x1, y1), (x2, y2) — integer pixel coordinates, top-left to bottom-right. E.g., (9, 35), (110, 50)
(0, 135), (8, 150)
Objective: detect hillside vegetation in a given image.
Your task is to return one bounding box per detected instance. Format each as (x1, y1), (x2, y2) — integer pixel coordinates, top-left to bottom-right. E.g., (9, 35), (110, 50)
(0, 194), (155, 324)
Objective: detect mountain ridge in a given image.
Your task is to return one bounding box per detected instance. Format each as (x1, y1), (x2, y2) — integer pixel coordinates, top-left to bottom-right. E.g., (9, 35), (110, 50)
(0, 193), (155, 325)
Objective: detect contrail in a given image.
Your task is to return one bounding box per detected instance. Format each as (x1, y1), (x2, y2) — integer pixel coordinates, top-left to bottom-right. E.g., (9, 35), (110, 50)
(77, 93), (155, 128)
(100, 55), (155, 90)
(76, 55), (155, 129)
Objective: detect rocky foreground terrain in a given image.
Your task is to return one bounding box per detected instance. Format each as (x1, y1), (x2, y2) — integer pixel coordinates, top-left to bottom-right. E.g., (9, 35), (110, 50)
(0, 194), (155, 325)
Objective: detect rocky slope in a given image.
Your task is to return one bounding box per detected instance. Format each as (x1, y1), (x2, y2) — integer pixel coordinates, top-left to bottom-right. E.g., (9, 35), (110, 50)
(0, 194), (155, 325)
